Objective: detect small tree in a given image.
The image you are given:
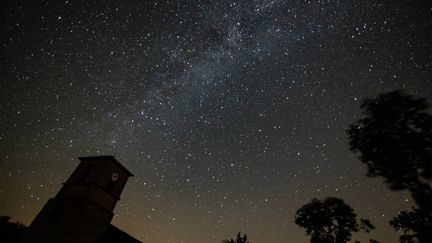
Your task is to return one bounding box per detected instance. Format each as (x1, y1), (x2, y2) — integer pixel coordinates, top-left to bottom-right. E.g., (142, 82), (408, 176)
(369, 240), (380, 243)
(347, 90), (432, 212)
(223, 232), (249, 243)
(295, 197), (374, 243)
(0, 216), (27, 243)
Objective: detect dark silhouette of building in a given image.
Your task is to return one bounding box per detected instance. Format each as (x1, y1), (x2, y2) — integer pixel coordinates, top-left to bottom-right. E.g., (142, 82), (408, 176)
(20, 156), (141, 243)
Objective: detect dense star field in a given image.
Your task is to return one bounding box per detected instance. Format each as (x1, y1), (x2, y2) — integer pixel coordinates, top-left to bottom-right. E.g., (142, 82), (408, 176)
(1, 1), (431, 242)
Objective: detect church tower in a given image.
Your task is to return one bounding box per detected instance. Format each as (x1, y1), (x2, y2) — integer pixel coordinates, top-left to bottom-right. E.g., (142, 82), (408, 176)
(21, 156), (139, 243)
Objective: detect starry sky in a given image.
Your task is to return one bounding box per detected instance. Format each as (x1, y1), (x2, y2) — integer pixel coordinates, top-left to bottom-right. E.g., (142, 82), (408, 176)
(1, 0), (431, 242)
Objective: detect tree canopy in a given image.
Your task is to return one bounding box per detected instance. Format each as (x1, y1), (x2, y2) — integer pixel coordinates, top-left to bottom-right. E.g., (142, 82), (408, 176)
(390, 208), (432, 243)
(347, 90), (432, 212)
(222, 232), (249, 243)
(295, 197), (374, 243)
(347, 90), (432, 242)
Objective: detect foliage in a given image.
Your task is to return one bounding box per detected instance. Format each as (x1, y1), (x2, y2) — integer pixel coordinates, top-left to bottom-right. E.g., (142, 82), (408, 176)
(390, 208), (432, 243)
(347, 90), (432, 212)
(223, 232), (249, 243)
(295, 197), (374, 243)
(347, 90), (432, 243)
(0, 216), (27, 243)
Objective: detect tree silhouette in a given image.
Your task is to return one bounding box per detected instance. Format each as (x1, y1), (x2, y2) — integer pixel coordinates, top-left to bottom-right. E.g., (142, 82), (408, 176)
(390, 208), (432, 243)
(347, 90), (432, 242)
(295, 197), (374, 243)
(369, 240), (380, 243)
(0, 216), (27, 243)
(347, 90), (432, 212)
(223, 232), (249, 243)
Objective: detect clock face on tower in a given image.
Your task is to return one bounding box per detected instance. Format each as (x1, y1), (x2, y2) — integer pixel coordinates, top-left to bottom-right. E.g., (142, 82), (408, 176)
(111, 172), (119, 182)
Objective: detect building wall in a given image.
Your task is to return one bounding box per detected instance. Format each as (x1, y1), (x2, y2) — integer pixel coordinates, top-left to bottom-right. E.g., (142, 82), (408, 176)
(19, 156), (139, 243)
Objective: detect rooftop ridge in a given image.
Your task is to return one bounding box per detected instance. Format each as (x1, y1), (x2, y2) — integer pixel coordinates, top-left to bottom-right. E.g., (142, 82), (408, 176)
(78, 155), (134, 177)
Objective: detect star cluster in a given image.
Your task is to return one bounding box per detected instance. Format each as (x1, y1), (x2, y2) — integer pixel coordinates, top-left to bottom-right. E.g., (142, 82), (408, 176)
(1, 1), (431, 242)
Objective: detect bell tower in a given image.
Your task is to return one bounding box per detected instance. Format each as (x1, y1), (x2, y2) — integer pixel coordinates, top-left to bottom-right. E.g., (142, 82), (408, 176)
(21, 156), (135, 243)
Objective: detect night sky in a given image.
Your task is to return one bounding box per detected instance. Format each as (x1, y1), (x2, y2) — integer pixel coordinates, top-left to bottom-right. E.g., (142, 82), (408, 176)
(1, 1), (431, 242)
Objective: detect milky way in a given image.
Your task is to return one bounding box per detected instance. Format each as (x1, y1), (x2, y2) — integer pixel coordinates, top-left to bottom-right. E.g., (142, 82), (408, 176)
(1, 1), (431, 242)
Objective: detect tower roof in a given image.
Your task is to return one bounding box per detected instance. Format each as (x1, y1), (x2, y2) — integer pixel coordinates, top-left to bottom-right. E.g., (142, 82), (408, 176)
(78, 155), (134, 177)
